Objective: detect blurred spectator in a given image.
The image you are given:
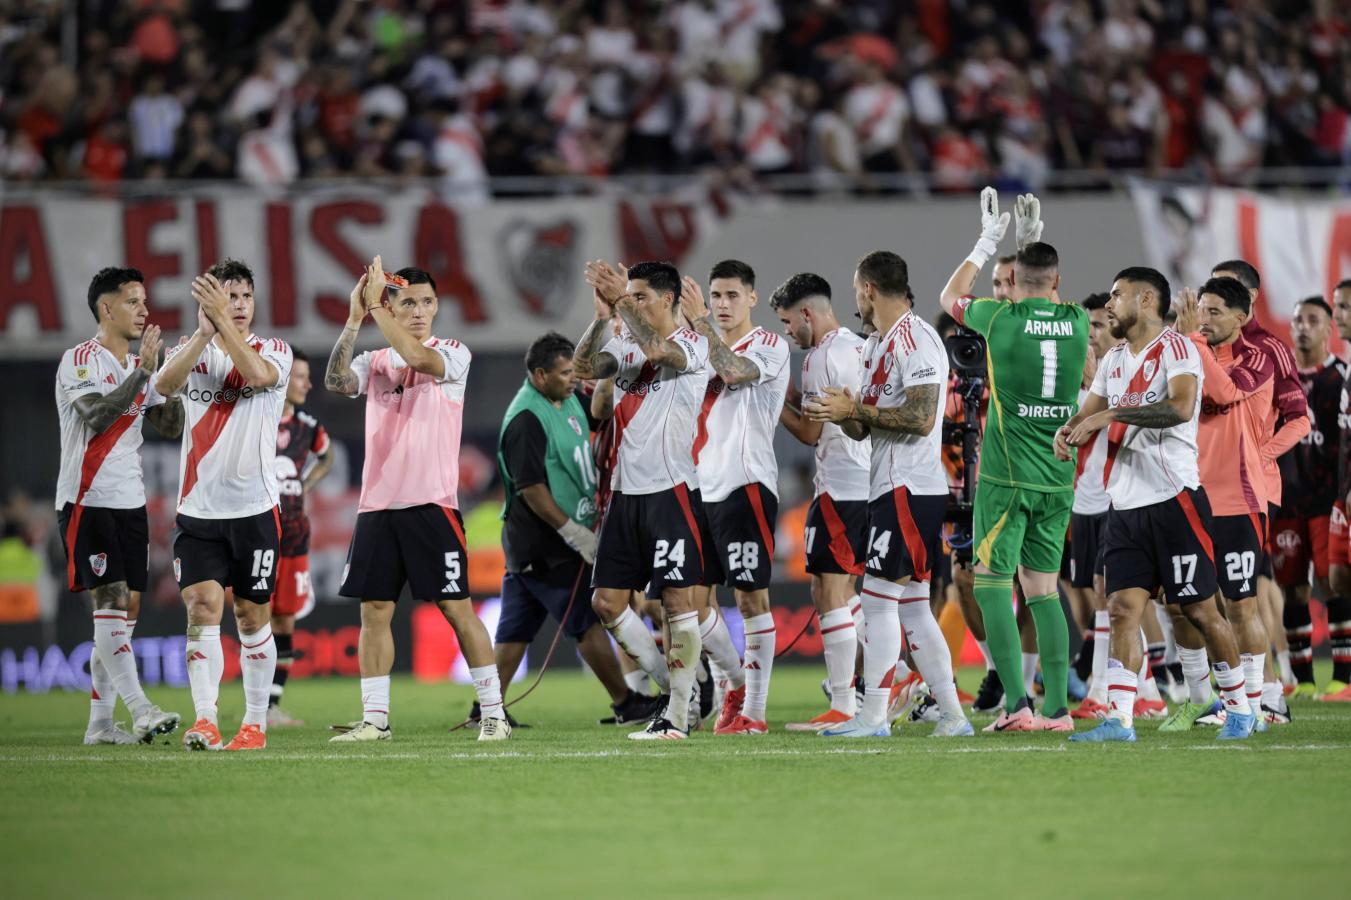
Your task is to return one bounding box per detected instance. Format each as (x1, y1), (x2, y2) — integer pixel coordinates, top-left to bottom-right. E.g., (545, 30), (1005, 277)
(128, 72), (183, 162)
(0, 0), (1348, 192)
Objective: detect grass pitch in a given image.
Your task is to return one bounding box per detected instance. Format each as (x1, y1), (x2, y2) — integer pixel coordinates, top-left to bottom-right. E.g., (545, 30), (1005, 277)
(2, 665), (1348, 899)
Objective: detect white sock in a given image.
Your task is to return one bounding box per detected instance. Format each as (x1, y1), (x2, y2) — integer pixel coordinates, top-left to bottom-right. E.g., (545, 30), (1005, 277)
(1240, 652), (1265, 719)
(361, 675), (391, 729)
(185, 624), (223, 724)
(977, 639), (994, 671)
(742, 612), (776, 721)
(1213, 660), (1252, 715)
(1106, 659), (1137, 728)
(699, 607), (745, 690)
(820, 607), (858, 715)
(1021, 651), (1039, 698)
(1178, 644), (1211, 704)
(88, 644), (115, 726)
(860, 577), (902, 727)
(1276, 649), (1293, 685)
(93, 609), (150, 717)
(469, 664), (505, 720)
(666, 611), (702, 732)
(606, 607), (670, 691)
(1089, 610), (1110, 702)
(1261, 681), (1282, 707)
(623, 669), (650, 695)
(849, 595), (865, 648)
(897, 583), (963, 718)
(239, 622), (276, 729)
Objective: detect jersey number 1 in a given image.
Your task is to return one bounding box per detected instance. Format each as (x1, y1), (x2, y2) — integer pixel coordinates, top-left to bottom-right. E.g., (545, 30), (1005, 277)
(1039, 340), (1057, 399)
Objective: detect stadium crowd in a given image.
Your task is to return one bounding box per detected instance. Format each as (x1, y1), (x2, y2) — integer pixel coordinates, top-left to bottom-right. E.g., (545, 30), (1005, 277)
(3, 0), (1351, 192)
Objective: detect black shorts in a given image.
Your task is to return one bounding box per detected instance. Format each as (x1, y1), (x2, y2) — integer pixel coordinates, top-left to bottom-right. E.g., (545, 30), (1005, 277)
(1103, 488), (1218, 605)
(340, 504), (469, 601)
(703, 483), (778, 591)
(593, 485), (705, 593)
(1069, 511), (1106, 589)
(1212, 512), (1265, 601)
(1259, 501), (1277, 581)
(496, 563), (598, 643)
(173, 508), (282, 603)
(805, 494), (866, 577)
(58, 504), (148, 593)
(864, 488), (947, 584)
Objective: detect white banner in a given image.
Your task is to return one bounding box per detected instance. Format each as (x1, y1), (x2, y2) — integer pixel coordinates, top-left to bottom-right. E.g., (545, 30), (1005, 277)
(1130, 180), (1351, 341)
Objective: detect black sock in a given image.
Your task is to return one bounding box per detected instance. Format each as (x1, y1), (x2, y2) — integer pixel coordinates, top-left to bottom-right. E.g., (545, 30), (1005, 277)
(1284, 602), (1315, 684)
(1147, 643), (1167, 684)
(1073, 632), (1094, 681)
(271, 632), (293, 707)
(1328, 597), (1351, 683)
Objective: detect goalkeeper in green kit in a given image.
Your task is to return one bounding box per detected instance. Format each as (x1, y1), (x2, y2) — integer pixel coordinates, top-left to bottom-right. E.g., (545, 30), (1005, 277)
(940, 188), (1089, 732)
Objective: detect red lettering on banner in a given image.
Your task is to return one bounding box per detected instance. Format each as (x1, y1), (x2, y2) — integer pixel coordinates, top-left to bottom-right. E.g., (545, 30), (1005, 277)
(0, 205), (61, 330)
(267, 203), (297, 326)
(291, 626), (361, 677)
(123, 200), (182, 330)
(413, 203), (487, 322)
(194, 199), (218, 272)
(619, 200), (697, 266)
(311, 200), (383, 324)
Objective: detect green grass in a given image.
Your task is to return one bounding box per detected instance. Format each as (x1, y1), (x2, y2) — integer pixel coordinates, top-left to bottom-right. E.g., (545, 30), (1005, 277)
(2, 665), (1349, 899)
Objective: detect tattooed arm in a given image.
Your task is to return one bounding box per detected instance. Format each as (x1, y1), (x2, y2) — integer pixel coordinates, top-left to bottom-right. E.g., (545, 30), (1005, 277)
(326, 321), (363, 396)
(853, 383), (939, 435)
(679, 277), (758, 384)
(614, 298), (687, 370)
(73, 371), (151, 433)
(803, 383), (939, 439)
(145, 397), (185, 438)
(1066, 374), (1197, 447)
(574, 315), (619, 380)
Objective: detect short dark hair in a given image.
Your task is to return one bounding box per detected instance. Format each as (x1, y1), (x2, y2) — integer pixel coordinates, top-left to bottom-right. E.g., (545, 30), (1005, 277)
(1081, 292), (1109, 311)
(995, 254), (1017, 266)
(769, 272), (831, 310)
(1014, 242), (1059, 287)
(1199, 276), (1251, 314)
(525, 331), (574, 374)
(1298, 295), (1333, 318)
(1113, 266), (1172, 319)
(393, 266), (437, 293)
(207, 257), (255, 288)
(626, 261), (681, 306)
(1211, 259), (1260, 291)
(291, 347), (309, 365)
(86, 266), (144, 322)
(1335, 278), (1351, 294)
(709, 259), (755, 289)
(933, 311), (958, 336)
(856, 251), (910, 298)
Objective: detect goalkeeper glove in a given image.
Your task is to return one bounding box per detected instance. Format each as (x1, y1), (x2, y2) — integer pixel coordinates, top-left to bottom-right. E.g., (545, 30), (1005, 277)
(966, 186), (1010, 269)
(557, 519), (599, 565)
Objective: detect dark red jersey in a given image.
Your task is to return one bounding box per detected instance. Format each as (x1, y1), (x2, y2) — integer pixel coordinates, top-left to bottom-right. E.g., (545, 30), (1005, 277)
(275, 409), (329, 557)
(1280, 355), (1345, 515)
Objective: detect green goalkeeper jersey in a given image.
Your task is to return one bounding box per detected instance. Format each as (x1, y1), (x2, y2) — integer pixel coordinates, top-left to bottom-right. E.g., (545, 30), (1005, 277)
(955, 296), (1089, 494)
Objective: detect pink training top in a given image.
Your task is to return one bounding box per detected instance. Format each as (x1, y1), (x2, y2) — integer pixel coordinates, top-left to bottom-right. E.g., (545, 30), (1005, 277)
(349, 338), (471, 512)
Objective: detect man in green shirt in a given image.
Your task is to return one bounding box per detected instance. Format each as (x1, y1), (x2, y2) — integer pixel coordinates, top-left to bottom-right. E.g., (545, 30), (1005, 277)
(940, 189), (1089, 731)
(496, 332), (660, 726)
